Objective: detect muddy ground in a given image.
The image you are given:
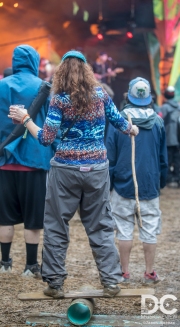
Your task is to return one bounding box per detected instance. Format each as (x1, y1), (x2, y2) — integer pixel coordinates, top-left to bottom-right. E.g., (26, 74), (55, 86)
(0, 187), (180, 326)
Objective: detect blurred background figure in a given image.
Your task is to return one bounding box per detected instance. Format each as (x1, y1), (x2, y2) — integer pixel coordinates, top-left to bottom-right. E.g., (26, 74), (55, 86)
(45, 61), (56, 84)
(151, 92), (161, 116)
(93, 51), (123, 85)
(93, 51), (110, 84)
(39, 57), (56, 83)
(92, 51), (124, 101)
(39, 57), (49, 80)
(160, 86), (180, 188)
(119, 92), (128, 111)
(3, 67), (13, 78)
(92, 51), (115, 99)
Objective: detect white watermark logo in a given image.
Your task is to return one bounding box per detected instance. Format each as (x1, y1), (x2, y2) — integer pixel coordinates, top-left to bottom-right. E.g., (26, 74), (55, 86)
(141, 295), (177, 315)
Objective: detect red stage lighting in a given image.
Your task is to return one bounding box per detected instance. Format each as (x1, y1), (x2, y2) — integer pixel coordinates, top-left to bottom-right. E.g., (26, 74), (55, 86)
(97, 33), (103, 40)
(126, 31), (133, 39)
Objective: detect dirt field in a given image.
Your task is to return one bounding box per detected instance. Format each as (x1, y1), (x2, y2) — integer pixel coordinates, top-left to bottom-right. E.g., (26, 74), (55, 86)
(0, 187), (180, 326)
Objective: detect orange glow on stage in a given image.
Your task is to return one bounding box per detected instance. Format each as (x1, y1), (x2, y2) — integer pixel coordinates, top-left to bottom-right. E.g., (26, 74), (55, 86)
(63, 21), (71, 29)
(14, 3), (18, 8)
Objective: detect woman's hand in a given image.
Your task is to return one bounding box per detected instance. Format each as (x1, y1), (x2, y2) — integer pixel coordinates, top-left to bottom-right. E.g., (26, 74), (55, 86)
(130, 125), (139, 136)
(8, 106), (28, 123)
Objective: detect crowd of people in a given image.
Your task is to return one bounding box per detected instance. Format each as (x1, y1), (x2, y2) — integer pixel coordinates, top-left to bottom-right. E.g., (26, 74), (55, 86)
(0, 44), (179, 299)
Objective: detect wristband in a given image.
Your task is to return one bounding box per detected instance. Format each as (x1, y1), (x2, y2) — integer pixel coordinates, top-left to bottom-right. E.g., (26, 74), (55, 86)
(24, 118), (32, 127)
(23, 116), (30, 125)
(21, 114), (30, 124)
(23, 115), (31, 124)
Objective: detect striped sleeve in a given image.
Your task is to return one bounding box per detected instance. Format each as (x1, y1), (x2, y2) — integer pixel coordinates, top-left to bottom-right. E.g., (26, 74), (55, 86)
(102, 88), (131, 133)
(37, 95), (62, 146)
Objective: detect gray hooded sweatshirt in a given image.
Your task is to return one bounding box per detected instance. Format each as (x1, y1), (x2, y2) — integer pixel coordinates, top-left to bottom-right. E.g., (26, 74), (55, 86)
(161, 100), (180, 146)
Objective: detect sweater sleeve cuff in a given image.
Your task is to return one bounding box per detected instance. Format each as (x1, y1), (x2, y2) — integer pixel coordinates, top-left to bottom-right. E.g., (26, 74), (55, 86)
(122, 122), (132, 135)
(37, 129), (44, 145)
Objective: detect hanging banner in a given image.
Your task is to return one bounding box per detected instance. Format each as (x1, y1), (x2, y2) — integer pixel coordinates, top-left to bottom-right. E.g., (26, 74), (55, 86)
(153, 0), (180, 48)
(147, 33), (161, 97)
(152, 0), (180, 103)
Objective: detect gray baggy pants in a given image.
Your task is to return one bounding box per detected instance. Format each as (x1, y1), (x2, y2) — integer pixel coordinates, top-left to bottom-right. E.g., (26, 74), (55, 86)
(42, 162), (122, 288)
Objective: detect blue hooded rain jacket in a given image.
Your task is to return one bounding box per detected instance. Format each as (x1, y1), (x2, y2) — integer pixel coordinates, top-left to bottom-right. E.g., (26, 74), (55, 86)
(0, 45), (55, 170)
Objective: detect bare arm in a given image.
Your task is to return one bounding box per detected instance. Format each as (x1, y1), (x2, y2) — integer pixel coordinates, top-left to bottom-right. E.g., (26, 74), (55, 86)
(23, 120), (40, 139)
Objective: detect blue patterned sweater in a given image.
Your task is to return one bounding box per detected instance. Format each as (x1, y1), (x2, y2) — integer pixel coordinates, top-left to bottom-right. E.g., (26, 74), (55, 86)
(37, 87), (131, 165)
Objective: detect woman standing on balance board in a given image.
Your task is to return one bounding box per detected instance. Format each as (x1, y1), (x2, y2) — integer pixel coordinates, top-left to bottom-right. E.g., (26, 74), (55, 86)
(9, 50), (139, 298)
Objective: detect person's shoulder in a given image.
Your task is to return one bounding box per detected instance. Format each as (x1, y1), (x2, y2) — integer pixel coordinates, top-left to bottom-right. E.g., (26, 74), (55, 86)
(0, 77), (14, 93)
(154, 114), (165, 131)
(154, 111), (163, 121)
(0, 79), (5, 87)
(0, 75), (12, 86)
(162, 100), (175, 109)
(94, 86), (107, 98)
(160, 102), (169, 109)
(58, 92), (70, 102)
(94, 86), (104, 92)
(156, 113), (163, 122)
(50, 92), (70, 106)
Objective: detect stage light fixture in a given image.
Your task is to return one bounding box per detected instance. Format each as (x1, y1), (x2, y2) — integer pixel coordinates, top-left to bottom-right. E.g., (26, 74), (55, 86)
(14, 3), (18, 7)
(126, 20), (136, 39)
(0, 2), (3, 7)
(126, 1), (136, 40)
(97, 33), (104, 40)
(126, 31), (133, 39)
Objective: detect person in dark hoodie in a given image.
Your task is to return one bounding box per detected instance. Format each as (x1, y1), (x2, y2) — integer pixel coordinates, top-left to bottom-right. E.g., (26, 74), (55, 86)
(0, 45), (56, 277)
(105, 77), (168, 284)
(160, 86), (180, 187)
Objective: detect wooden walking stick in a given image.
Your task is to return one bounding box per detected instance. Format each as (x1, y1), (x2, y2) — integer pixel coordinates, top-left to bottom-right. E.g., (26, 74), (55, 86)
(127, 114), (142, 228)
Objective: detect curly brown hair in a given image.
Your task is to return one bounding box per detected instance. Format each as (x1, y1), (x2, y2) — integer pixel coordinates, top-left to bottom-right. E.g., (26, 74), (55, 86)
(51, 58), (100, 115)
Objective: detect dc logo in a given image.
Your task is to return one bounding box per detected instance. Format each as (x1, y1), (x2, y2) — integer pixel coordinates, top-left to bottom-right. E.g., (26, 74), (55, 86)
(141, 295), (177, 315)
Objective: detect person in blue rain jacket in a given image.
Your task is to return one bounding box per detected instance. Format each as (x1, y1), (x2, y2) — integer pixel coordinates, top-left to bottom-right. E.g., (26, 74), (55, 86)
(0, 44), (56, 277)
